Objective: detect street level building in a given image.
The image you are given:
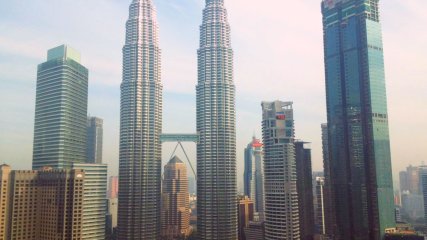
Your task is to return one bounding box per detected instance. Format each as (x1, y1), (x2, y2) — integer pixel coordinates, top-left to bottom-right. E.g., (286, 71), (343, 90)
(0, 165), (85, 240)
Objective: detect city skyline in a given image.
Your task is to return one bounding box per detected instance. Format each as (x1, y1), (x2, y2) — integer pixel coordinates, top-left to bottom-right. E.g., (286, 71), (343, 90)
(0, 0), (426, 189)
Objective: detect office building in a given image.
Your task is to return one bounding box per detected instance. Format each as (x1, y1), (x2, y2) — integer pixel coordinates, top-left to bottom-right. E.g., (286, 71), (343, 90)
(32, 45), (88, 169)
(161, 156), (191, 239)
(322, 0), (395, 238)
(73, 163), (107, 240)
(400, 191), (424, 221)
(295, 141), (315, 240)
(315, 177), (326, 236)
(244, 221), (265, 240)
(86, 116), (103, 164)
(384, 224), (423, 240)
(399, 165), (420, 195)
(108, 176), (119, 199)
(321, 123), (336, 238)
(244, 137), (265, 219)
(0, 165), (85, 240)
(118, 0), (163, 238)
(106, 198), (118, 240)
(419, 166), (427, 225)
(261, 101), (300, 239)
(0, 165), (39, 240)
(238, 196), (254, 240)
(196, 0), (237, 239)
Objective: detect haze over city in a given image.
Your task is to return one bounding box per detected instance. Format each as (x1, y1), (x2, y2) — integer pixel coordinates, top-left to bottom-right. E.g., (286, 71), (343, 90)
(1, 0), (426, 190)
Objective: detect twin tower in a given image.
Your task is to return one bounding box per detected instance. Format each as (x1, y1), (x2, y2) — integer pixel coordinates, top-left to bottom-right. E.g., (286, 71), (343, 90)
(117, 0), (236, 239)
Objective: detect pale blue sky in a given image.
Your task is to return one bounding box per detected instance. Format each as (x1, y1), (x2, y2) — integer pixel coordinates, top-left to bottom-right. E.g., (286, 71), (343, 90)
(0, 0), (426, 190)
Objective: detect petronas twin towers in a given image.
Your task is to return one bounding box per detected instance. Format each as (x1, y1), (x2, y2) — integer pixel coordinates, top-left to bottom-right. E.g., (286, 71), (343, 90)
(118, 0), (236, 239)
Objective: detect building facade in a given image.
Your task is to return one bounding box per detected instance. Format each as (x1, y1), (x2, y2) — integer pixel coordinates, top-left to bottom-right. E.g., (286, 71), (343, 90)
(238, 196), (254, 240)
(32, 45), (88, 169)
(244, 221), (265, 240)
(0, 165), (85, 240)
(322, 0), (395, 239)
(419, 166), (427, 226)
(244, 137), (265, 219)
(73, 163), (107, 240)
(261, 101), (300, 239)
(321, 123), (336, 238)
(106, 198), (118, 238)
(161, 156), (191, 239)
(108, 176), (119, 199)
(196, 0), (237, 239)
(315, 177), (326, 236)
(118, 0), (163, 239)
(295, 141), (315, 240)
(86, 116), (103, 164)
(399, 165), (420, 195)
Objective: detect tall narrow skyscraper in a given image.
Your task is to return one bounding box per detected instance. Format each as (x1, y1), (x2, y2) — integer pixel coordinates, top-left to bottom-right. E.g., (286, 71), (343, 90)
(118, 0), (162, 239)
(244, 137), (265, 219)
(86, 116), (103, 164)
(295, 141), (315, 240)
(261, 101), (300, 239)
(32, 45), (88, 169)
(196, 0), (237, 239)
(322, 0), (395, 239)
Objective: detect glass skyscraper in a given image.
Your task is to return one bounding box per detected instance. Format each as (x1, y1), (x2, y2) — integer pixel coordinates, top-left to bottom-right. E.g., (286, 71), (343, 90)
(32, 45), (88, 170)
(261, 101), (300, 240)
(118, 0), (163, 239)
(244, 137), (265, 219)
(295, 141), (315, 240)
(322, 0), (395, 239)
(86, 116), (103, 164)
(196, 0), (237, 239)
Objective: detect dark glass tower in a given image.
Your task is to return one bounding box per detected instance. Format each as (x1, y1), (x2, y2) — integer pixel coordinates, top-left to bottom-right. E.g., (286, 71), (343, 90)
(295, 141), (315, 240)
(32, 45), (88, 170)
(86, 116), (103, 164)
(196, 0), (237, 239)
(321, 0), (395, 239)
(118, 0), (162, 239)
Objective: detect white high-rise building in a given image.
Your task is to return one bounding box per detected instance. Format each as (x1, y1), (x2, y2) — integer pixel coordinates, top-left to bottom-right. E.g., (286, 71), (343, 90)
(196, 0), (237, 239)
(118, 0), (162, 239)
(261, 101), (300, 240)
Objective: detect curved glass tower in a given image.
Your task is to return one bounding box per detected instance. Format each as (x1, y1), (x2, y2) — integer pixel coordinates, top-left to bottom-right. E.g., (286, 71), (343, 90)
(118, 0), (162, 239)
(196, 0), (237, 239)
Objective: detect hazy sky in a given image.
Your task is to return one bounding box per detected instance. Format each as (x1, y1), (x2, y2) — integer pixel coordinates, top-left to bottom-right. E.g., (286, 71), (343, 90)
(0, 0), (426, 190)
